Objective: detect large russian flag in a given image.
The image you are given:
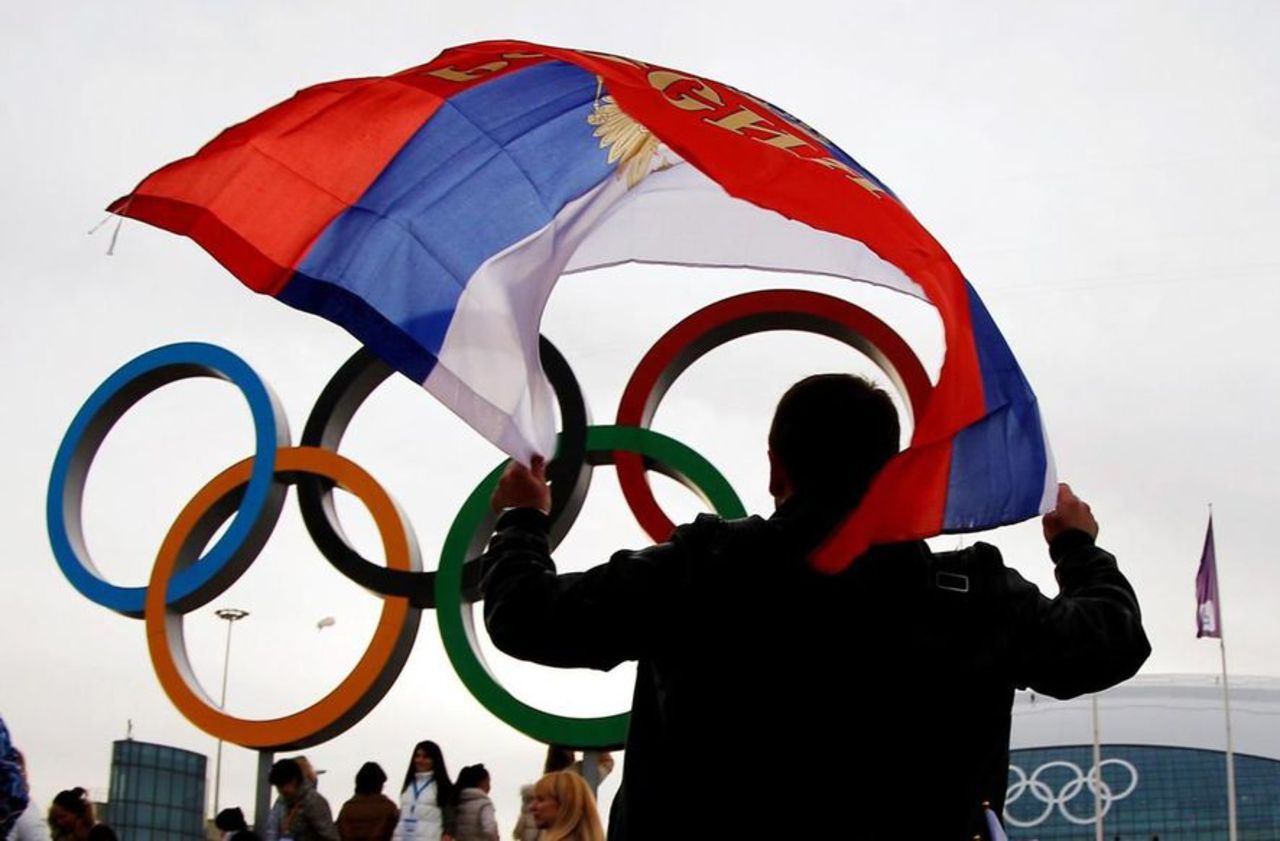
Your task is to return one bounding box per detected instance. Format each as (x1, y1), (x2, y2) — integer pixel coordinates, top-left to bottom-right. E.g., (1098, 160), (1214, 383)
(108, 40), (1054, 569)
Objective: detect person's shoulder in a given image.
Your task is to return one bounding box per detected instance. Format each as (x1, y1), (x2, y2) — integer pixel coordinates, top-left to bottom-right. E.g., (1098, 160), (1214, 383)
(928, 540), (1006, 570)
(303, 787), (333, 811)
(671, 512), (771, 552)
(923, 541), (1012, 595)
(668, 513), (774, 570)
(666, 514), (795, 594)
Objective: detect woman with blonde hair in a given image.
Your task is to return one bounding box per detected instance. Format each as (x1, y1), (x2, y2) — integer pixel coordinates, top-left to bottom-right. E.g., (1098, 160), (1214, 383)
(528, 772), (603, 841)
(513, 748), (612, 841)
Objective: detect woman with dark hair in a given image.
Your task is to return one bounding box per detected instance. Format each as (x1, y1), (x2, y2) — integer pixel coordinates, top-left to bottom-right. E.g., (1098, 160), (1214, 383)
(214, 807), (260, 840)
(47, 789), (115, 841)
(263, 755), (322, 841)
(391, 741), (455, 841)
(337, 762), (398, 841)
(543, 747), (574, 774)
(452, 766), (497, 841)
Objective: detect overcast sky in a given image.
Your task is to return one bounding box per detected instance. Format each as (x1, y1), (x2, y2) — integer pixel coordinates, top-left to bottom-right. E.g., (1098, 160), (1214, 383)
(2, 0), (1278, 832)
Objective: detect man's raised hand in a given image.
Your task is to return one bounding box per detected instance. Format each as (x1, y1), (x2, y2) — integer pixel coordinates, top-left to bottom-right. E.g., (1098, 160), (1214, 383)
(491, 455), (552, 514)
(1042, 482), (1099, 544)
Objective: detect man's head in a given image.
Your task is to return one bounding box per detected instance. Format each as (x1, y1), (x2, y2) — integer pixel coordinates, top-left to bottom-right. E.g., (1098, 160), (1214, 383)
(768, 374), (900, 507)
(268, 758), (304, 801)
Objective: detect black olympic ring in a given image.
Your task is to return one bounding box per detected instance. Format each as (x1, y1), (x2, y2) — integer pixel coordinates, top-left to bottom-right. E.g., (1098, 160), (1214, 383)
(297, 337), (592, 607)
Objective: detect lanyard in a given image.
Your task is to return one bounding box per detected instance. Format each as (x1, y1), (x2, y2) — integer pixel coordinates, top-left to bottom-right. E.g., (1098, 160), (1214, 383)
(410, 777), (433, 812)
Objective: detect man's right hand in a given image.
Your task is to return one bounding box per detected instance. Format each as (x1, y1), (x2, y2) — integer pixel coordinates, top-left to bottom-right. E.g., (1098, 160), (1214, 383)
(490, 455), (552, 514)
(1042, 482), (1099, 544)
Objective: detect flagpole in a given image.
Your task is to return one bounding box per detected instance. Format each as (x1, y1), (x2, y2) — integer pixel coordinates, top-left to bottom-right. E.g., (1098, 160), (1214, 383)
(1218, 637), (1239, 839)
(1091, 693), (1104, 841)
(1205, 503), (1238, 841)
(1220, 623), (1238, 841)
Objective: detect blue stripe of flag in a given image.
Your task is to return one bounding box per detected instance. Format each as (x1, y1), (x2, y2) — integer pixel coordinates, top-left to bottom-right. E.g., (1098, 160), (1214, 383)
(943, 283), (1048, 531)
(281, 61), (616, 380)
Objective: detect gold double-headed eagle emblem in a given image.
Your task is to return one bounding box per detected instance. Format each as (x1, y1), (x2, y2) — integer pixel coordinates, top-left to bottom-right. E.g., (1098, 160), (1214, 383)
(587, 80), (672, 188)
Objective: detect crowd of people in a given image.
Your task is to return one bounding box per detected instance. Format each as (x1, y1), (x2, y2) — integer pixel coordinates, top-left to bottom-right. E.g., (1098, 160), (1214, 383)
(0, 714), (606, 841)
(215, 742), (608, 841)
(2, 721), (118, 841)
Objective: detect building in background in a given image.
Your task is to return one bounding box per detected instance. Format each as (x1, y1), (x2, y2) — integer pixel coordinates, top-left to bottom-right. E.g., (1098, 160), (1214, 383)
(1007, 674), (1280, 840)
(106, 739), (207, 841)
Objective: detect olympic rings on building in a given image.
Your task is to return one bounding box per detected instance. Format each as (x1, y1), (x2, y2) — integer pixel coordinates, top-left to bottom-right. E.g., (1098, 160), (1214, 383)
(1004, 758), (1139, 828)
(46, 342), (289, 617)
(50, 288), (932, 750)
(145, 447), (420, 750)
(614, 290), (933, 542)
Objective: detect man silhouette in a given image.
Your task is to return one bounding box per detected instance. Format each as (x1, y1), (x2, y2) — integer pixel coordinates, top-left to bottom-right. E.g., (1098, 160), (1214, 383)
(482, 374), (1150, 839)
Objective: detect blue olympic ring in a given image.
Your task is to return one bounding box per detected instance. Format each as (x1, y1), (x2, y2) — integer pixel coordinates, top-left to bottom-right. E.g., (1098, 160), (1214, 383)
(46, 343), (290, 616)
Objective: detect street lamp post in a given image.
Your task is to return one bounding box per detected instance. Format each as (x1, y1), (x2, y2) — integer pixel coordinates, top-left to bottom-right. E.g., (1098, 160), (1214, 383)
(213, 607), (249, 816)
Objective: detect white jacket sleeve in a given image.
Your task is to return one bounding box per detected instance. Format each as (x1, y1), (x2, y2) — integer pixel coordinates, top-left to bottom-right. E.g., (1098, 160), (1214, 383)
(481, 801), (499, 841)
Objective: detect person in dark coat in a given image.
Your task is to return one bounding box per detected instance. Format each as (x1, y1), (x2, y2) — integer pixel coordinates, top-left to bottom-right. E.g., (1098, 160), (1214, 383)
(215, 807), (261, 840)
(482, 373), (1152, 840)
(269, 759), (339, 841)
(337, 763), (398, 841)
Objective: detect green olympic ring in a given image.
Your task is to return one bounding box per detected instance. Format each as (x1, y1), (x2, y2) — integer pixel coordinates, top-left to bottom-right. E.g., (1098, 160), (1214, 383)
(436, 425), (747, 748)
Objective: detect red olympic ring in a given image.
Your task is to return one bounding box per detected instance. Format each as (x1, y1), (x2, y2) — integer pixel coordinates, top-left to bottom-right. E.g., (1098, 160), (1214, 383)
(614, 289), (932, 541)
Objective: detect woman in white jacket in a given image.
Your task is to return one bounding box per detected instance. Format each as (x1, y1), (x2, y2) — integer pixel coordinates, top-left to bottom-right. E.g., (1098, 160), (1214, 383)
(391, 740), (455, 841)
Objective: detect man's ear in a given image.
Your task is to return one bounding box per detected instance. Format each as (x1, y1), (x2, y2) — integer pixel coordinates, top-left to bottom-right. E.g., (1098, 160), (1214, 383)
(768, 449), (791, 505)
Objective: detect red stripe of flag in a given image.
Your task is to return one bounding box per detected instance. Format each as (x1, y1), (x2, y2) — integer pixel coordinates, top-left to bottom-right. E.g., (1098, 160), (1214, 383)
(109, 76), (449, 295)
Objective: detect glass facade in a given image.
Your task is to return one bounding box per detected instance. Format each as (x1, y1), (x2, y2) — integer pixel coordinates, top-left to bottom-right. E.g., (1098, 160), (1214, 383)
(106, 739), (207, 841)
(1005, 744), (1280, 840)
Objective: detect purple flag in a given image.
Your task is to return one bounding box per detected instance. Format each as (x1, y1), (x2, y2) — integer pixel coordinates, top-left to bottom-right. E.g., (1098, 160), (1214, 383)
(1196, 516), (1222, 638)
(984, 806), (1008, 841)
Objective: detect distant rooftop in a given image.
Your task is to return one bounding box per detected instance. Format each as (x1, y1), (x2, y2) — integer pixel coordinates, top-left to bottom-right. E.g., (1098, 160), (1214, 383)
(1011, 673), (1280, 758)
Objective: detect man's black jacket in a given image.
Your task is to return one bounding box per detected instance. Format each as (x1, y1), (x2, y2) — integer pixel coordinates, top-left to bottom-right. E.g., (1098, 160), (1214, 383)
(482, 497), (1151, 839)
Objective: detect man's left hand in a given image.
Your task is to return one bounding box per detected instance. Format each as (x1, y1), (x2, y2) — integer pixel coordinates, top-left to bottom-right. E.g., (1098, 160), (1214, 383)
(1042, 482), (1098, 543)
(491, 455), (552, 513)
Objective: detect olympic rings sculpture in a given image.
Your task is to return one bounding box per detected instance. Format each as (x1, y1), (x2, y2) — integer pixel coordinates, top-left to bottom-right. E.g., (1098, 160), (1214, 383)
(1004, 758), (1139, 828)
(47, 290), (931, 751)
